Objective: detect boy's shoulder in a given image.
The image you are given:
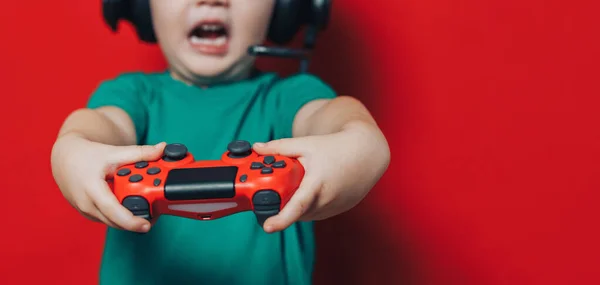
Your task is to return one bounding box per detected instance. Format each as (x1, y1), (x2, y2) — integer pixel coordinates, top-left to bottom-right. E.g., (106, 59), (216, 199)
(96, 69), (334, 95)
(94, 71), (170, 91)
(270, 72), (336, 96)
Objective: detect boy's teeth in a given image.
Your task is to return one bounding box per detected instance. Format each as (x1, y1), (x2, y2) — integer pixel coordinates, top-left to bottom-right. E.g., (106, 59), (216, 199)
(201, 24), (220, 31)
(213, 36), (226, 45)
(191, 35), (227, 46)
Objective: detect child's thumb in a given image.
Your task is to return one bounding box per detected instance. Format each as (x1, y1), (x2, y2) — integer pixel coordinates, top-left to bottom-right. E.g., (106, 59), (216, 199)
(109, 142), (167, 165)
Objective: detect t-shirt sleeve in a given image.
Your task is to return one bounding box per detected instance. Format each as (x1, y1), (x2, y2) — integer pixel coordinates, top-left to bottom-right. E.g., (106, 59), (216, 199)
(86, 73), (149, 144)
(271, 73), (337, 139)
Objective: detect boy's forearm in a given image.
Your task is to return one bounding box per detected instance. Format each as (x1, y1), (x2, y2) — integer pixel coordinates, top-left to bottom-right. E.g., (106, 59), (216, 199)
(295, 96), (380, 137)
(57, 107), (136, 146)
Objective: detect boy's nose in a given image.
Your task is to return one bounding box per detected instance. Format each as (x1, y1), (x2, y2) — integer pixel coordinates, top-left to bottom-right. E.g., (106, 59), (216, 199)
(196, 0), (229, 6)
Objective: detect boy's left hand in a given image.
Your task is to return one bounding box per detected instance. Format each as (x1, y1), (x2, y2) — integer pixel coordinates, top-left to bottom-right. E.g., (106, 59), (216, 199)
(253, 122), (390, 233)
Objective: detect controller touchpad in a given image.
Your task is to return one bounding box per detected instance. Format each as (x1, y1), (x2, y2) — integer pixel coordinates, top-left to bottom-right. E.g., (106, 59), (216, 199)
(164, 166), (237, 200)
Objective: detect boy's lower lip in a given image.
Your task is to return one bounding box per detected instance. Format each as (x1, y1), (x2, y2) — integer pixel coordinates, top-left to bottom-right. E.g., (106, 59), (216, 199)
(188, 38), (229, 56)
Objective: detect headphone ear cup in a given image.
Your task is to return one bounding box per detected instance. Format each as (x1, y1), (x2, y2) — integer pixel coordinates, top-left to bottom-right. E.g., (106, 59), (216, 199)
(102, 0), (127, 32)
(267, 0), (304, 45)
(311, 0), (332, 30)
(102, 0), (156, 43)
(130, 0), (156, 43)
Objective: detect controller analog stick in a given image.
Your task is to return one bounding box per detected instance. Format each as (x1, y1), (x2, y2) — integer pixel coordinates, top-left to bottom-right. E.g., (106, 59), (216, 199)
(227, 140), (252, 158)
(163, 143), (188, 162)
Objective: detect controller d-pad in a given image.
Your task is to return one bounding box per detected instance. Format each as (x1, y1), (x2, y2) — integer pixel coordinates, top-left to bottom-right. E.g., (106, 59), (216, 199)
(147, 167), (161, 175)
(122, 196), (150, 220)
(129, 174), (143, 183)
(272, 161), (286, 168)
(117, 168), (131, 176)
(135, 161), (149, 169)
(261, 167), (273, 174)
(251, 162), (264, 169)
(263, 156), (275, 165)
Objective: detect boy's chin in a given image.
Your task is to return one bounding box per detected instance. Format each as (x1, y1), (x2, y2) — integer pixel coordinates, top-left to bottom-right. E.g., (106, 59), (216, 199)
(177, 56), (255, 85)
(173, 63), (254, 86)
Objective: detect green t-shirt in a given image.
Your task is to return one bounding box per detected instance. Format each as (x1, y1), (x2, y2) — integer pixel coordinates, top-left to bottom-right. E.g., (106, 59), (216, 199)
(86, 70), (336, 285)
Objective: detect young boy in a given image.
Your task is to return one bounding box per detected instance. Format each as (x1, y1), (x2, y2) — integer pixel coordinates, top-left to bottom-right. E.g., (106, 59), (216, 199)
(51, 0), (390, 284)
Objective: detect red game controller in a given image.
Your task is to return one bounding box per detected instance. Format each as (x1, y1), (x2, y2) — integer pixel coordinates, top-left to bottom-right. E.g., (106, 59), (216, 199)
(107, 140), (305, 227)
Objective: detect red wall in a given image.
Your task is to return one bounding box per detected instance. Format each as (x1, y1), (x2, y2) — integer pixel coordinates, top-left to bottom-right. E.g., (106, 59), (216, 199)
(1, 1), (599, 284)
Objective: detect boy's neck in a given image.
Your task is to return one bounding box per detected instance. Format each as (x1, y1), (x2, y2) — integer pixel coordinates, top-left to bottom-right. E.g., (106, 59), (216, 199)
(169, 63), (257, 89)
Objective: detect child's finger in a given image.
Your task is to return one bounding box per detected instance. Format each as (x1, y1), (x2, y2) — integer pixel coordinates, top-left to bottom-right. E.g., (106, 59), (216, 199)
(88, 207), (124, 230)
(252, 137), (310, 157)
(262, 175), (322, 233)
(108, 142), (166, 165)
(87, 180), (150, 233)
(75, 200), (122, 229)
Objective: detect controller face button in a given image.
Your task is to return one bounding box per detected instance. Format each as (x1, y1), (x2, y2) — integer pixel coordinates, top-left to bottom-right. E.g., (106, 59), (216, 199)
(135, 161), (149, 169)
(261, 167), (273, 174)
(240, 174), (248, 183)
(153, 178), (161, 186)
(251, 162), (264, 169)
(147, 167), (161, 175)
(117, 168), (131, 176)
(164, 143), (188, 161)
(129, 174), (143, 183)
(272, 161), (286, 168)
(263, 156), (275, 165)
(227, 140), (252, 158)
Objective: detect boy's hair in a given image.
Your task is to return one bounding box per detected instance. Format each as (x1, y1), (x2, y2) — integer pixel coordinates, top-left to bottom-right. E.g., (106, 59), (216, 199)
(102, 0), (333, 72)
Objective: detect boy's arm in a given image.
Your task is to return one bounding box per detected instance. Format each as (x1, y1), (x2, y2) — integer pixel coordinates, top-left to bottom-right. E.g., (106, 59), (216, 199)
(58, 106), (137, 145)
(254, 95), (390, 232)
(292, 96), (380, 137)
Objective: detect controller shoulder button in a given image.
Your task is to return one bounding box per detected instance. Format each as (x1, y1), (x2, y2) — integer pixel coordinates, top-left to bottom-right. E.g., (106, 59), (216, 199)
(263, 156), (275, 165)
(147, 167), (161, 175)
(272, 161), (286, 168)
(117, 168), (131, 176)
(261, 167), (273, 174)
(129, 174), (143, 183)
(122, 196), (150, 220)
(253, 190), (281, 206)
(135, 161), (149, 169)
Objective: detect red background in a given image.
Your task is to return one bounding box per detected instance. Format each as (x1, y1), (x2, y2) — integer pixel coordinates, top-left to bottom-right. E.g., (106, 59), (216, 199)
(1, 1), (599, 284)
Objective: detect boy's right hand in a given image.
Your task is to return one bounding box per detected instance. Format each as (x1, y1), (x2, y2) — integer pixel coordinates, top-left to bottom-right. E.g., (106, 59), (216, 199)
(51, 133), (166, 233)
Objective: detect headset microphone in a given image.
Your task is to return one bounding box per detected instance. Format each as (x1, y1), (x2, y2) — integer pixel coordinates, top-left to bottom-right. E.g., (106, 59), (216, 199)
(247, 45), (311, 72)
(248, 24), (320, 73)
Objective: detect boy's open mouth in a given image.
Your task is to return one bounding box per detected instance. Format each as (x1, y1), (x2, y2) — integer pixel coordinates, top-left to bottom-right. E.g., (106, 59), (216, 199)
(188, 21), (229, 55)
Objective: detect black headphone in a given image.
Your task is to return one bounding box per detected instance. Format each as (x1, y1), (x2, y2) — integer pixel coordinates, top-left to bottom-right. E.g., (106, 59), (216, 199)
(102, 0), (332, 72)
